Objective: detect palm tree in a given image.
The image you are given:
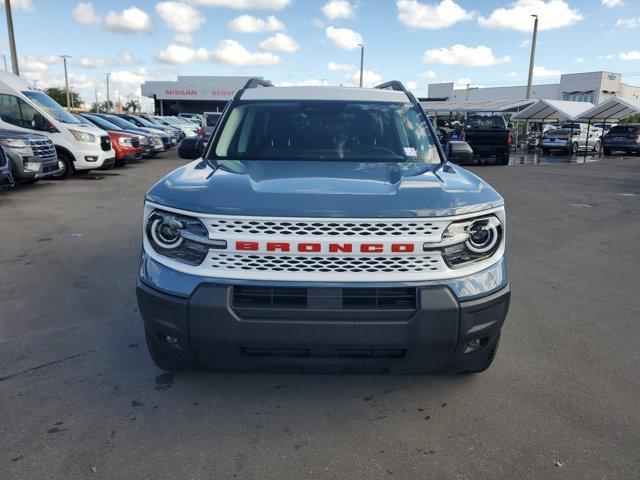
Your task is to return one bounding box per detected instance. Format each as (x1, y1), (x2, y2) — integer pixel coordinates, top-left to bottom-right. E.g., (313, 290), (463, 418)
(124, 99), (141, 113)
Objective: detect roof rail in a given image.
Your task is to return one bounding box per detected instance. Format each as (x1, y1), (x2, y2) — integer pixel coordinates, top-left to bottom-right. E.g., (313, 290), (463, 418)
(374, 81), (407, 93)
(241, 78), (274, 90)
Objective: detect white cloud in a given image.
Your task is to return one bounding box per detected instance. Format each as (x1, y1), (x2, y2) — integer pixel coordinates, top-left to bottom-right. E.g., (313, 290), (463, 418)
(69, 73), (94, 90)
(228, 15), (285, 33)
(199, 39), (282, 65)
(454, 77), (472, 88)
(325, 26), (362, 50)
(278, 79), (326, 86)
(533, 66), (563, 77)
(0, 0), (34, 11)
(189, 0), (291, 9)
(405, 80), (418, 90)
(109, 69), (146, 89)
(423, 44), (511, 67)
(321, 1), (355, 20)
(155, 44), (198, 64)
(615, 17), (639, 28)
(327, 61), (355, 72)
(346, 69), (382, 87)
(259, 33), (299, 53)
(602, 0), (622, 6)
(598, 54), (614, 59)
(156, 1), (204, 33)
(396, 0), (472, 29)
(419, 70), (439, 78)
(573, 57), (584, 63)
(506, 71), (518, 77)
(478, 0), (583, 32)
(76, 56), (113, 68)
(72, 2), (99, 25)
(119, 51), (136, 64)
(104, 6), (153, 33)
(620, 50), (640, 61)
(174, 33), (194, 45)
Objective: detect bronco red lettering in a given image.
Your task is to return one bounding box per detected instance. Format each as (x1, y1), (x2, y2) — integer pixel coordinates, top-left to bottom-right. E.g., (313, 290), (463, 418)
(391, 243), (414, 253)
(267, 242), (290, 252)
(298, 243), (321, 252)
(328, 243), (353, 253)
(360, 244), (384, 253)
(236, 241), (259, 251)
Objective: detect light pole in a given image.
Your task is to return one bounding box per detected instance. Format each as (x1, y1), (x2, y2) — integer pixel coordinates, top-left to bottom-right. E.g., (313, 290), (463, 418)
(4, 0), (19, 75)
(0, 54), (7, 71)
(95, 90), (99, 113)
(106, 72), (111, 112)
(60, 55), (72, 109)
(525, 14), (539, 100)
(358, 44), (364, 88)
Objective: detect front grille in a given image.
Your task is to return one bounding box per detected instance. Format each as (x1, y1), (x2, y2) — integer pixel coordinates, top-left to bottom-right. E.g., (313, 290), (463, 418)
(233, 286), (417, 310)
(100, 135), (111, 151)
(209, 218), (444, 237)
(28, 138), (56, 159)
(211, 253), (444, 274)
(241, 346), (407, 359)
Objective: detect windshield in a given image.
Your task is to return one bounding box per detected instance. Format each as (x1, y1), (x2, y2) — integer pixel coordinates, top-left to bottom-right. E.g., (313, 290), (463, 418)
(466, 115), (506, 129)
(102, 114), (139, 130)
(83, 114), (122, 131)
(132, 116), (158, 128)
(22, 90), (81, 124)
(209, 101), (440, 163)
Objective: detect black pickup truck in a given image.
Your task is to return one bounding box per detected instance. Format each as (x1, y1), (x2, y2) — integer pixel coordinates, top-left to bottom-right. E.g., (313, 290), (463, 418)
(461, 114), (512, 165)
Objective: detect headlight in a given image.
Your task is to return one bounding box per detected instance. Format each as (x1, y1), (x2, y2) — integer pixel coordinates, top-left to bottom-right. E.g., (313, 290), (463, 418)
(118, 136), (133, 147)
(431, 216), (503, 268)
(0, 138), (30, 149)
(146, 210), (211, 265)
(69, 129), (96, 142)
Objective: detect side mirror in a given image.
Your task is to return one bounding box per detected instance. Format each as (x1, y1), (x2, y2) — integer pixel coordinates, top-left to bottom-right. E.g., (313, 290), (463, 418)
(507, 122), (513, 129)
(178, 136), (205, 160)
(32, 113), (45, 130)
(446, 140), (474, 164)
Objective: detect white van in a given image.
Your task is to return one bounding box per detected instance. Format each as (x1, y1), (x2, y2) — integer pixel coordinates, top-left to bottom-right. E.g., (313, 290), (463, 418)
(0, 70), (114, 178)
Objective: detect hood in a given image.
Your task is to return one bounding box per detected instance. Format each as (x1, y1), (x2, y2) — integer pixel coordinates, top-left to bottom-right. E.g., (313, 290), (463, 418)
(0, 129), (46, 140)
(141, 127), (168, 137)
(146, 160), (503, 218)
(72, 123), (107, 136)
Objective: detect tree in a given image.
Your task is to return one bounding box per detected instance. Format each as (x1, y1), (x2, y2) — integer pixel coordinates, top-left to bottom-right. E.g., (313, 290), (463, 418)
(124, 99), (141, 113)
(44, 87), (82, 108)
(89, 100), (114, 113)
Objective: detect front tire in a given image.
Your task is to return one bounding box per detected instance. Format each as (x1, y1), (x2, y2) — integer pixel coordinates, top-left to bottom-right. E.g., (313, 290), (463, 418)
(498, 152), (510, 165)
(570, 142), (579, 155)
(53, 150), (74, 180)
(592, 140), (601, 153)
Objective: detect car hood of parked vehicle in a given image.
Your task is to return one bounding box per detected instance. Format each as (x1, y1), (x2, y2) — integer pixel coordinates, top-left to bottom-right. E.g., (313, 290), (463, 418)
(0, 129), (47, 140)
(146, 159), (503, 218)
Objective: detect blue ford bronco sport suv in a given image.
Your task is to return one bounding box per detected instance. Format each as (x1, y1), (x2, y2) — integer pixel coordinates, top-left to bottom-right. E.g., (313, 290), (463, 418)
(137, 80), (510, 374)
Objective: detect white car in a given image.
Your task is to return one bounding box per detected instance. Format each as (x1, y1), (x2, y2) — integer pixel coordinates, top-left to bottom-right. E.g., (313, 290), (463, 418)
(541, 122), (602, 155)
(0, 70), (114, 179)
(152, 116), (198, 139)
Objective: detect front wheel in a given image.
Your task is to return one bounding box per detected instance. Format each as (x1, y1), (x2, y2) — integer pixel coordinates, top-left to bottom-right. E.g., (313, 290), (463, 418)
(498, 152), (510, 165)
(52, 150), (74, 180)
(592, 140), (601, 153)
(571, 142), (579, 155)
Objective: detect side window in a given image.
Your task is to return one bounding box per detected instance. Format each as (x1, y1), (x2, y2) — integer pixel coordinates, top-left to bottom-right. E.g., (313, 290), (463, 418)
(0, 94), (39, 129)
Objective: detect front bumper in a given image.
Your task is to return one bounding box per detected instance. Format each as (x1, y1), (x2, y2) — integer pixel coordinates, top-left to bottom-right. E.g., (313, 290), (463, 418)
(603, 140), (640, 152)
(10, 156), (59, 180)
(137, 254), (510, 373)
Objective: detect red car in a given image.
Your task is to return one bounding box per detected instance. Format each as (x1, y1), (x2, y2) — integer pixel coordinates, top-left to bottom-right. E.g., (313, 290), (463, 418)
(108, 130), (142, 167)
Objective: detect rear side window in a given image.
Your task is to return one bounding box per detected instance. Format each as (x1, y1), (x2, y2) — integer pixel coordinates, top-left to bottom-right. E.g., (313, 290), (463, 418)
(466, 116), (506, 129)
(0, 94), (39, 129)
(609, 126), (638, 135)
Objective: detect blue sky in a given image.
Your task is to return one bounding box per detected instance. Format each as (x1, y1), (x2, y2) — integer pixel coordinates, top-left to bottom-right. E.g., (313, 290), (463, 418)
(2, 0), (639, 105)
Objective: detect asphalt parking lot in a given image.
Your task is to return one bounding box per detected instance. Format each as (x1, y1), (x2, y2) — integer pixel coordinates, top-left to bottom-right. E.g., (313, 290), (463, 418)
(1, 152), (639, 479)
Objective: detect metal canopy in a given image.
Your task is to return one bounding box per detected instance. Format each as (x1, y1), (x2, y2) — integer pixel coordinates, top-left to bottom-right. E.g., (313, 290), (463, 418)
(573, 97), (640, 122)
(420, 99), (536, 114)
(510, 99), (594, 122)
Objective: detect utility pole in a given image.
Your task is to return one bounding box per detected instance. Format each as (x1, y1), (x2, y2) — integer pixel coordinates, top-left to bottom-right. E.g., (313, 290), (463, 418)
(525, 15), (539, 100)
(466, 82), (470, 101)
(106, 72), (111, 112)
(4, 0), (19, 75)
(358, 43), (364, 88)
(0, 54), (7, 71)
(60, 55), (71, 109)
(95, 90), (99, 113)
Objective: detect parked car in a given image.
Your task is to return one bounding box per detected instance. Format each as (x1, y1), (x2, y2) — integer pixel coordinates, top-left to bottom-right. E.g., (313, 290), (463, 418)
(137, 79), (510, 374)
(203, 112), (222, 141)
(80, 113), (155, 158)
(74, 114), (141, 167)
(150, 116), (198, 140)
(178, 112), (204, 126)
(0, 70), (114, 179)
(461, 114), (512, 164)
(0, 145), (11, 187)
(120, 114), (180, 146)
(99, 114), (170, 153)
(0, 129), (59, 183)
(540, 122), (602, 155)
(602, 124), (640, 155)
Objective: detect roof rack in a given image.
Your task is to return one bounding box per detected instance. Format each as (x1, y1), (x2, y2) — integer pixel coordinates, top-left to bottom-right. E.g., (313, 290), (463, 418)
(374, 81), (408, 93)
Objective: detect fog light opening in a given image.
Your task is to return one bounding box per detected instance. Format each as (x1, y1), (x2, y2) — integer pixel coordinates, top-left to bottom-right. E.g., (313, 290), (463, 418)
(84, 156), (98, 162)
(464, 338), (484, 354)
(164, 335), (179, 344)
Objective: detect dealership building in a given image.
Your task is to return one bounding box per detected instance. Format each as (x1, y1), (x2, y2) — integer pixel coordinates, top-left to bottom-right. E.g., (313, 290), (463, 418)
(427, 71), (640, 105)
(141, 76), (269, 115)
